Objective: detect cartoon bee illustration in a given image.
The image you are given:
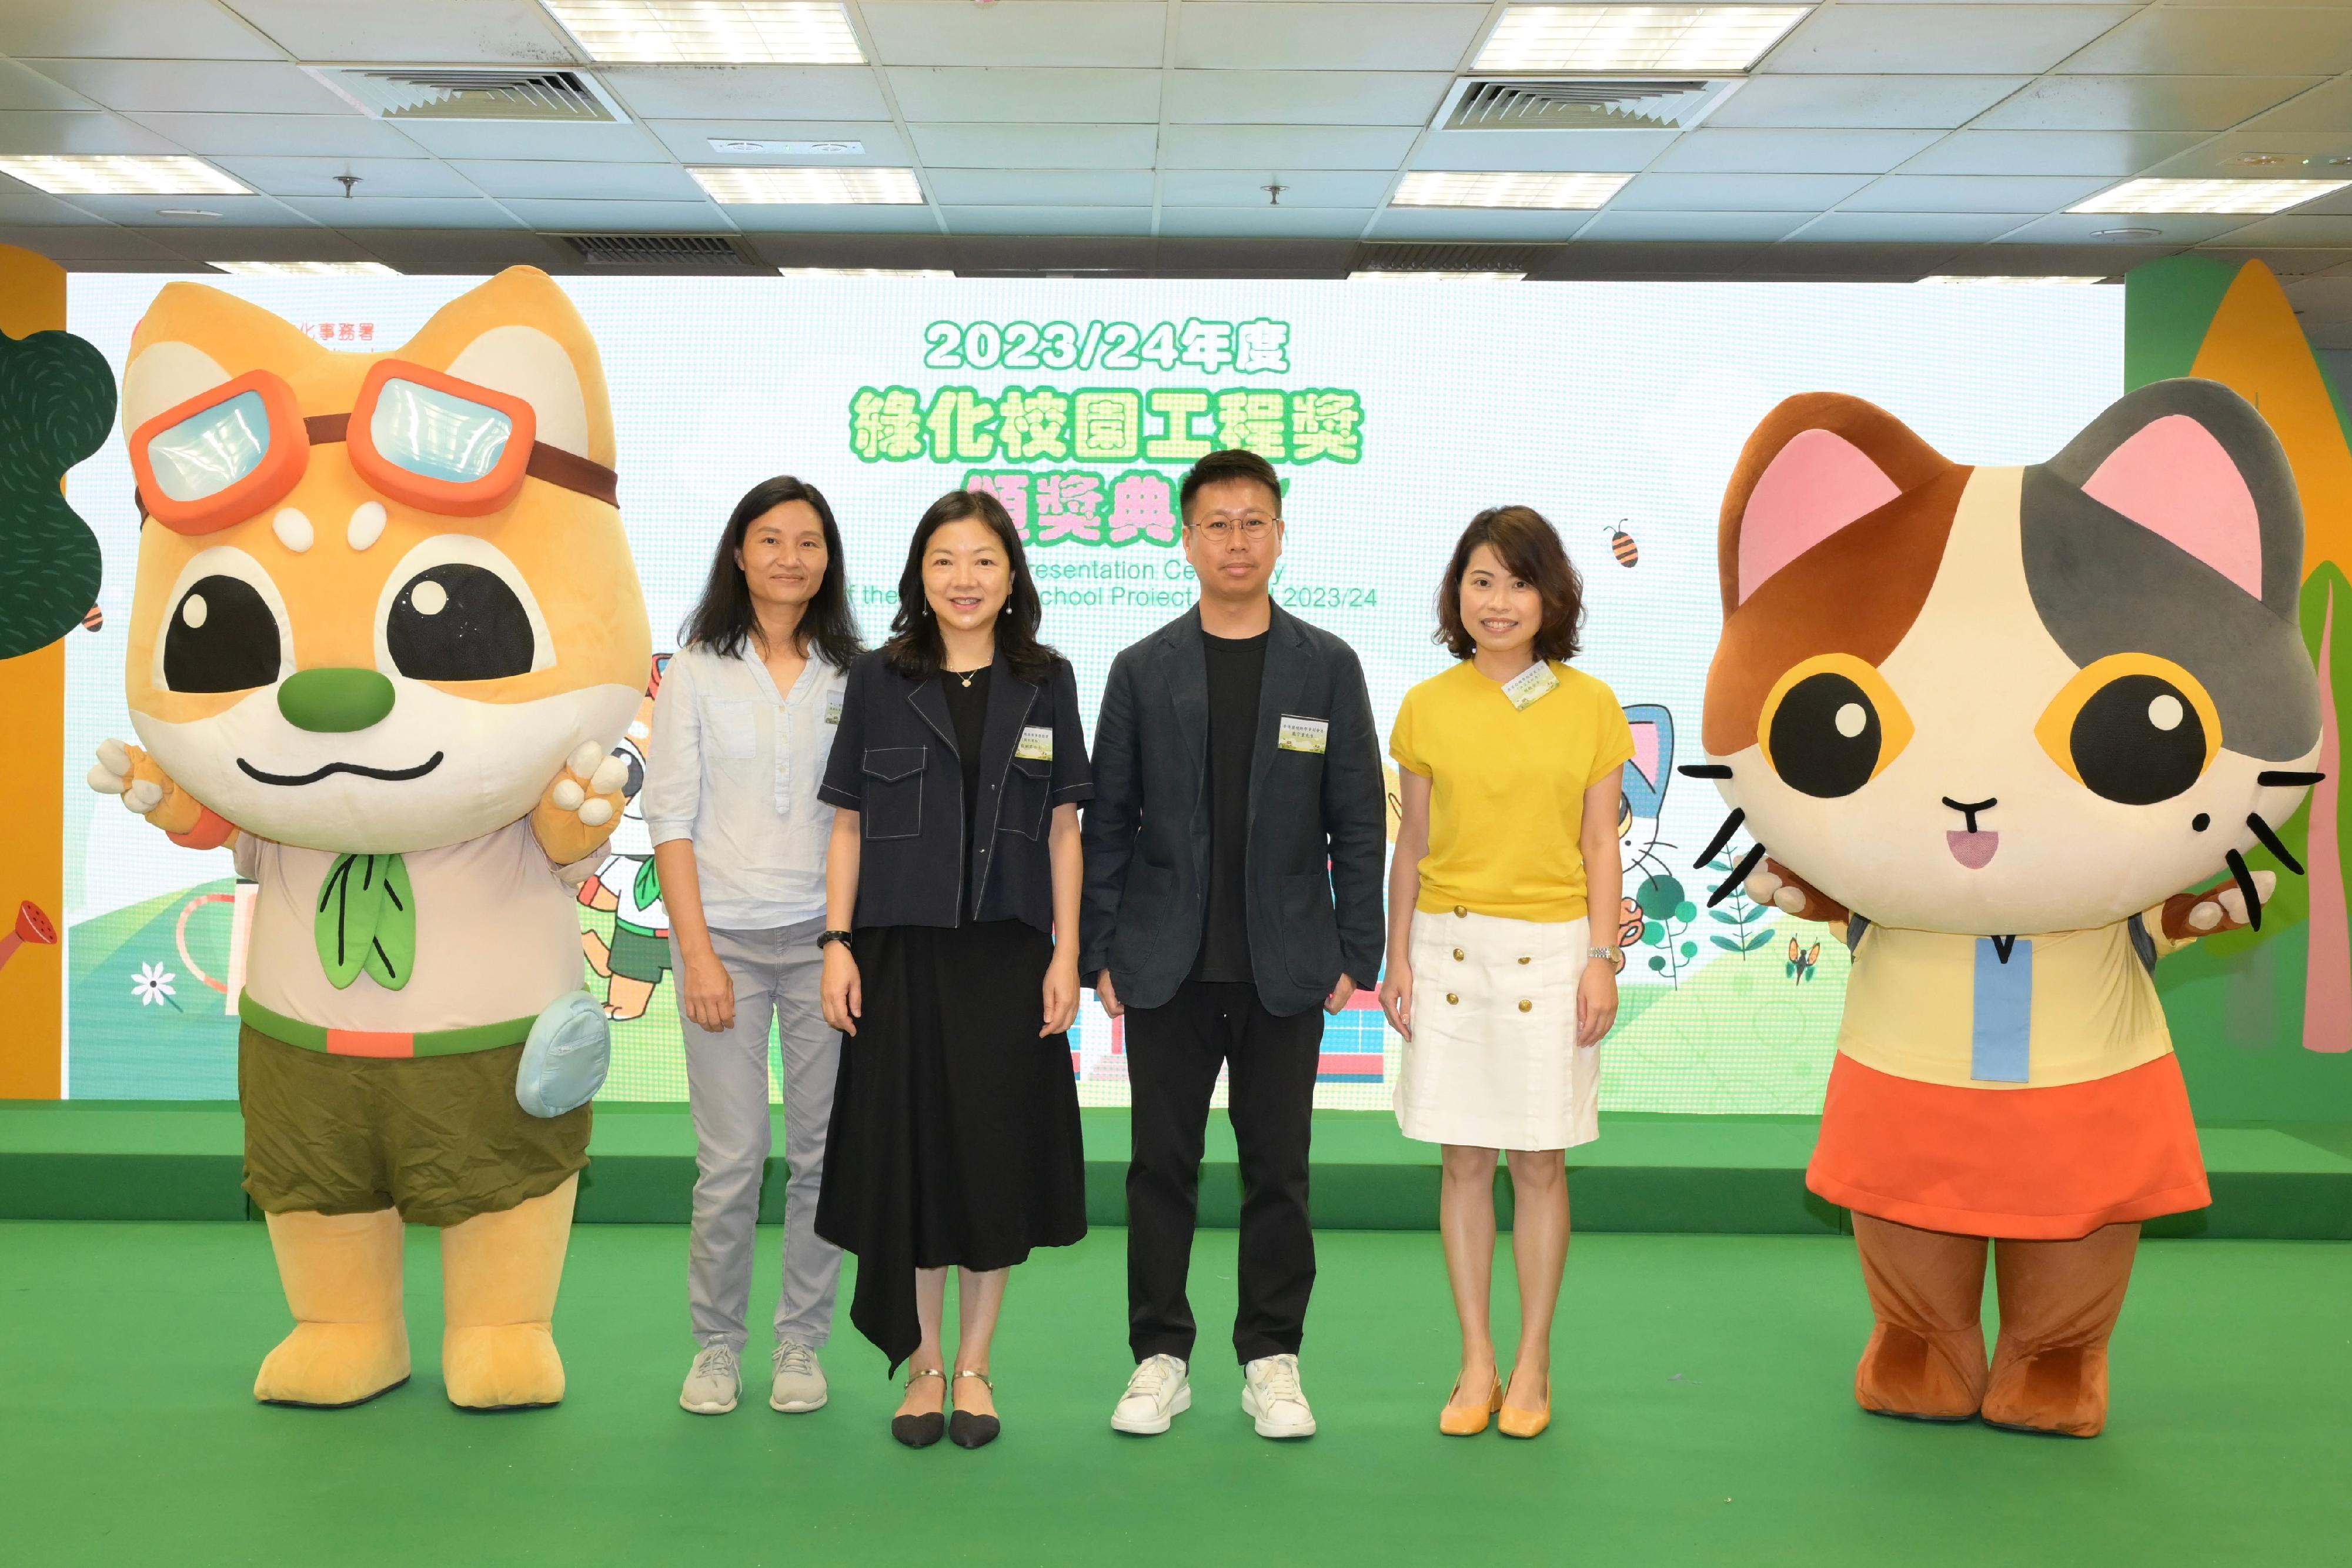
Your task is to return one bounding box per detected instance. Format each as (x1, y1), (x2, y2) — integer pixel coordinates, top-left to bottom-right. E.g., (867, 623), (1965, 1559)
(1786, 935), (1822, 983)
(1605, 519), (1639, 568)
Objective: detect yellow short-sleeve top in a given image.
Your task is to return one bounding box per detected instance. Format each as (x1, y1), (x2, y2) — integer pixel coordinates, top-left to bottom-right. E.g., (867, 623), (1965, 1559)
(1389, 660), (1633, 923)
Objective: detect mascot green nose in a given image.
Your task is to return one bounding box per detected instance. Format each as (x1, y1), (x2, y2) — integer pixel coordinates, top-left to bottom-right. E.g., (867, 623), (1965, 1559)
(278, 668), (396, 733)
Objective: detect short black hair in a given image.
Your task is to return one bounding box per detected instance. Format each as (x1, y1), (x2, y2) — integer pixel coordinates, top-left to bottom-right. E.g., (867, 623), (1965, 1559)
(1179, 449), (1282, 520)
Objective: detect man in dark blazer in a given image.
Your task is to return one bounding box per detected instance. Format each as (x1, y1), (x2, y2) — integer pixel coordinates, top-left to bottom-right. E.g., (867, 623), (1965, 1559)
(1081, 449), (1385, 1440)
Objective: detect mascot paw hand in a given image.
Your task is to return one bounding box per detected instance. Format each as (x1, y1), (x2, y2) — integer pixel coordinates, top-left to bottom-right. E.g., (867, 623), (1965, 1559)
(2171, 871), (2277, 936)
(1749, 858), (1847, 923)
(88, 738), (201, 835)
(532, 742), (630, 862)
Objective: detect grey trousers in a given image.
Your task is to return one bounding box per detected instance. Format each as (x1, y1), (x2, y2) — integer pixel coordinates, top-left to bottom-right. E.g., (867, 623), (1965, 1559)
(676, 918), (843, 1350)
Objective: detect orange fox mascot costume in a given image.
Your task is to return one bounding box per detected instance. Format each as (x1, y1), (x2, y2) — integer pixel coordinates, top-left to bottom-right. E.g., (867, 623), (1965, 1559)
(1694, 379), (2321, 1436)
(89, 269), (650, 1409)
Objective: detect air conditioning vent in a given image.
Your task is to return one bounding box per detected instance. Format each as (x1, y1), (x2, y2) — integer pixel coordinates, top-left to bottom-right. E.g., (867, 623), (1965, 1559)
(313, 66), (629, 123)
(1350, 243), (1546, 276)
(1441, 77), (1734, 132)
(560, 235), (757, 270)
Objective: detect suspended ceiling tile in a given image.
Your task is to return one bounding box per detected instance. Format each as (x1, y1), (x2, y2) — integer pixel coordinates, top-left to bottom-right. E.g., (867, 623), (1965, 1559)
(941, 204), (1154, 235)
(600, 66), (890, 121)
(887, 68), (1164, 125)
(219, 0), (581, 63)
(0, 191), (106, 224)
(1155, 205), (1375, 238)
(0, 109), (184, 156)
(1653, 128), (1943, 173)
(911, 122), (1159, 169)
(1706, 73), (2031, 129)
(1897, 129), (2209, 176)
(275, 195), (527, 229)
(1161, 123), (1419, 170)
(2141, 131), (2352, 180)
(645, 119), (909, 163)
(859, 4), (1169, 69)
(2199, 247), (2352, 282)
(719, 203), (941, 232)
(1792, 210), (2039, 243)
(1611, 172), (1875, 211)
(2205, 215), (2352, 249)
(2279, 275), (2352, 316)
(1408, 129), (1675, 174)
(24, 59), (354, 116)
(1758, 4), (2139, 75)
(2059, 6), (2352, 77)
(2307, 321), (2352, 349)
(1993, 210), (2245, 245)
(388, 119), (673, 162)
(65, 192), (315, 227)
(450, 159), (707, 200)
(1973, 75), (2321, 131)
(1842, 173), (2113, 212)
(1573, 209), (1815, 242)
(0, 58), (94, 112)
(499, 197), (737, 231)
(2240, 75), (2352, 134)
(209, 156), (480, 200)
(126, 112), (430, 159)
(1174, 6), (1488, 72)
(1364, 206), (1596, 241)
(1160, 168), (1395, 206)
(1164, 69), (1452, 126)
(922, 168), (1157, 205)
(0, 0), (280, 61)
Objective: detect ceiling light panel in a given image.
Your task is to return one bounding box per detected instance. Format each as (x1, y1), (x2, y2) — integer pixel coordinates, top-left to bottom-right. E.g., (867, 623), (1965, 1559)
(0, 155), (248, 197)
(2069, 178), (2351, 216)
(1393, 170), (1629, 209)
(778, 267), (953, 278)
(691, 165), (923, 203)
(544, 1), (864, 65)
(212, 262), (403, 278)
(1475, 5), (1813, 74)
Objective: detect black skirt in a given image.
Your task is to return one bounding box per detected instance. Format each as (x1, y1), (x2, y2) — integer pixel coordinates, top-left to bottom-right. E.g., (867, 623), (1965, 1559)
(815, 918), (1088, 1370)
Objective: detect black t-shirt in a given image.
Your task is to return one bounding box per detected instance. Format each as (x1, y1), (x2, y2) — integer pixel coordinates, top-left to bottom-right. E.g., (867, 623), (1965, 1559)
(941, 666), (991, 920)
(1194, 630), (1268, 982)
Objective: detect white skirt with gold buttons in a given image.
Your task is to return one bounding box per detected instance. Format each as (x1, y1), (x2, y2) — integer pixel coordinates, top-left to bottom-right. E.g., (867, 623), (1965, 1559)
(1396, 907), (1597, 1152)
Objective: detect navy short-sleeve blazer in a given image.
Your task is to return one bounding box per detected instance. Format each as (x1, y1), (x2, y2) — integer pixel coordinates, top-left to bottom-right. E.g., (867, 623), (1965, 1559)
(818, 646), (1092, 934)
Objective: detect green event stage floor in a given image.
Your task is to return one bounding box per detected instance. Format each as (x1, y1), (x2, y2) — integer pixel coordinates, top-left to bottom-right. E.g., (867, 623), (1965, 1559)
(1, 1222), (2347, 1568)
(5, 1102), (2352, 1238)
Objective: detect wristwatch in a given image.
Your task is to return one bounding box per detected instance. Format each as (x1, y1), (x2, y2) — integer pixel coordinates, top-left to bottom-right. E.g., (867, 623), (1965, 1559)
(1587, 945), (1622, 965)
(816, 930), (853, 950)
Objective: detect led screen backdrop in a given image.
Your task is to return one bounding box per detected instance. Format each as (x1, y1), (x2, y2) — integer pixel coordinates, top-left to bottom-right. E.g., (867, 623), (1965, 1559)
(62, 275), (2122, 1111)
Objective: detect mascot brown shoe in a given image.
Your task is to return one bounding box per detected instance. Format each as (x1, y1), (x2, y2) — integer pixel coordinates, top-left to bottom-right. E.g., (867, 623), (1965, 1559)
(1691, 379), (2324, 1438)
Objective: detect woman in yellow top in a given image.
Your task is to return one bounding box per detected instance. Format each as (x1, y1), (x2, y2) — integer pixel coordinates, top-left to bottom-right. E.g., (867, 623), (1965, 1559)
(1380, 505), (1632, 1441)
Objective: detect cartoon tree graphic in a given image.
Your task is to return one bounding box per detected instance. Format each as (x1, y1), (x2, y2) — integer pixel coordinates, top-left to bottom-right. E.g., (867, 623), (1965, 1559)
(1705, 848), (1778, 959)
(1635, 872), (1699, 988)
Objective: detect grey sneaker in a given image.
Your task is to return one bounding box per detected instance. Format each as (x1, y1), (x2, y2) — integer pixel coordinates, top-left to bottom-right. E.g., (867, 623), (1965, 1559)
(680, 1343), (740, 1415)
(1242, 1353), (1316, 1439)
(770, 1339), (828, 1413)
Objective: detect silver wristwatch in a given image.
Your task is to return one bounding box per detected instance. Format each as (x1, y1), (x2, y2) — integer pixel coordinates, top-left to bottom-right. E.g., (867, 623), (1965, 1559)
(1587, 945), (1622, 965)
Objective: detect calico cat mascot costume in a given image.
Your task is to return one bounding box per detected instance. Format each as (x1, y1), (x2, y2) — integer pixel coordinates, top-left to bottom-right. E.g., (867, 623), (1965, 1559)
(89, 269), (649, 1409)
(1696, 379), (2322, 1436)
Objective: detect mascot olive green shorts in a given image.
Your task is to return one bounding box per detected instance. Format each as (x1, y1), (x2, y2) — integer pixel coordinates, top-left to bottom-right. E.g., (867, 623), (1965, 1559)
(238, 1024), (592, 1228)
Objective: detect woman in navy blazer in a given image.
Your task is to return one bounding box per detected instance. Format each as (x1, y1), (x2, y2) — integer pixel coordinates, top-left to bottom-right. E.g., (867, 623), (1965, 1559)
(813, 488), (1091, 1451)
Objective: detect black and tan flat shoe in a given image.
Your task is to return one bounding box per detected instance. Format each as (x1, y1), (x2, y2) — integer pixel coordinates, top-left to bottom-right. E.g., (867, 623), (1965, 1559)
(948, 1369), (1000, 1449)
(891, 1367), (946, 1448)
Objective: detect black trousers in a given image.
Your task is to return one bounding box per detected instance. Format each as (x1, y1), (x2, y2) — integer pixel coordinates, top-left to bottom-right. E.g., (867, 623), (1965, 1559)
(1124, 977), (1322, 1365)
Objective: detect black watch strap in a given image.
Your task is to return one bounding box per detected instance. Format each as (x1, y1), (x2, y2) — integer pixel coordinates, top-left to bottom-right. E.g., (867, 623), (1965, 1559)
(817, 929), (853, 950)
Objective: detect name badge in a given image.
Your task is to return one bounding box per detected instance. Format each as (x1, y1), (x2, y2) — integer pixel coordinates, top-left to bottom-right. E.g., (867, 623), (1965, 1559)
(1015, 726), (1054, 761)
(824, 689), (843, 726)
(1278, 715), (1329, 753)
(1501, 661), (1560, 711)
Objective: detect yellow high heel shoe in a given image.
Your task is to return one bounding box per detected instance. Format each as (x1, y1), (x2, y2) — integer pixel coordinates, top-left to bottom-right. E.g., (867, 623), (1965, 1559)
(1439, 1373), (1504, 1436)
(1498, 1371), (1551, 1439)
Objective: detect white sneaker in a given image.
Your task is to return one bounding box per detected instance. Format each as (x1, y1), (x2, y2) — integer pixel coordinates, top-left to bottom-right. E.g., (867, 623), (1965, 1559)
(1111, 1353), (1192, 1435)
(680, 1343), (740, 1415)
(1241, 1353), (1316, 1439)
(770, 1339), (828, 1413)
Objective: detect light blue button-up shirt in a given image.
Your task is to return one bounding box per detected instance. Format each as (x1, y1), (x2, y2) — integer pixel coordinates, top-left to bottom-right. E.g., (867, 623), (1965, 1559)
(641, 643), (845, 931)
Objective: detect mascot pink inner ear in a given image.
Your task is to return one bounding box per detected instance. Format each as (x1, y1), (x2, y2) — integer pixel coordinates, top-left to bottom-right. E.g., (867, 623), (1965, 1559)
(1629, 721), (1659, 790)
(1737, 428), (1902, 604)
(2080, 414), (2261, 597)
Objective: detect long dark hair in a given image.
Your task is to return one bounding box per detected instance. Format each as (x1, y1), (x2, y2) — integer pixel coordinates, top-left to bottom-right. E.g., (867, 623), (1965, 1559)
(1435, 504), (1586, 663)
(882, 489), (1057, 683)
(679, 474), (863, 667)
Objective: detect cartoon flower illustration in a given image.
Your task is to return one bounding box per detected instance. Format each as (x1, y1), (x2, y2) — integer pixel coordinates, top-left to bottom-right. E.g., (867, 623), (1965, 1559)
(132, 961), (182, 1010)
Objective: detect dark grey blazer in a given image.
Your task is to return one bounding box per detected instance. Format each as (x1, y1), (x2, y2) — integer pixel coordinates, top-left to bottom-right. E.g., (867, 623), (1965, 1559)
(1079, 604), (1386, 1017)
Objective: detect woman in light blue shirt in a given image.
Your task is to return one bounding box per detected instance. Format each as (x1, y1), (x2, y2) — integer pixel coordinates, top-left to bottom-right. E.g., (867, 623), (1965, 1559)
(642, 474), (863, 1419)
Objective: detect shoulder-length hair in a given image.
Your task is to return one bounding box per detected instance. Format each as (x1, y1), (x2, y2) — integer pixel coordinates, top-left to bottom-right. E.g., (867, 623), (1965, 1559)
(680, 474), (864, 668)
(1435, 504), (1586, 663)
(882, 488), (1057, 683)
